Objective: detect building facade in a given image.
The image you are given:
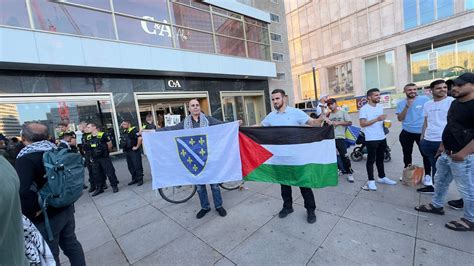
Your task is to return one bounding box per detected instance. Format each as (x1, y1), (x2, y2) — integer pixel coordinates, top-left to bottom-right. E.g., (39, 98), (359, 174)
(0, 0), (276, 152)
(238, 0), (295, 104)
(285, 0), (474, 108)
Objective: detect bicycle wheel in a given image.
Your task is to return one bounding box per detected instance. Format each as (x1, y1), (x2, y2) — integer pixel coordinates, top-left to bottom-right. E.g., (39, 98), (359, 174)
(219, 180), (244, 191)
(350, 151), (363, 161)
(158, 185), (197, 203)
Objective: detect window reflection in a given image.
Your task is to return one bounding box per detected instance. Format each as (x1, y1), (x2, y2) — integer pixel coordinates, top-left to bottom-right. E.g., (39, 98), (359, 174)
(0, 0), (30, 28)
(116, 15), (173, 47)
(328, 62), (354, 96)
(170, 3), (212, 32)
(247, 42), (270, 60)
(30, 0), (115, 39)
(246, 24), (269, 44)
(0, 99), (118, 151)
(113, 0), (169, 22)
(173, 26), (215, 53)
(216, 36), (246, 57)
(213, 14), (244, 39)
(66, 0), (110, 10)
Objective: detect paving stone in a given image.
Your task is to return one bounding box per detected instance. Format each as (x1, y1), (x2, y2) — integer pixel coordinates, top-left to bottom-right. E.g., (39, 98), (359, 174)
(296, 189), (355, 216)
(313, 218), (415, 265)
(416, 213), (474, 254)
(258, 183), (303, 202)
(75, 218), (114, 253)
(117, 217), (186, 264)
(414, 239), (474, 265)
(84, 240), (128, 265)
(227, 207), (339, 264)
(357, 181), (421, 208)
(214, 257), (236, 266)
(344, 196), (418, 236)
(193, 193), (281, 254)
(134, 232), (222, 265)
(98, 196), (148, 219)
(106, 205), (166, 237)
(92, 189), (137, 207)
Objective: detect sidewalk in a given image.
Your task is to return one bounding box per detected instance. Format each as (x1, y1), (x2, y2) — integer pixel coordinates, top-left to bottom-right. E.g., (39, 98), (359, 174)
(65, 109), (473, 265)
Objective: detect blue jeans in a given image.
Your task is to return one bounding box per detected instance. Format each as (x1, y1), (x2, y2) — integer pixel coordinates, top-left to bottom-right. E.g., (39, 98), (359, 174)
(431, 153), (473, 222)
(197, 184), (223, 210)
(420, 139), (441, 177)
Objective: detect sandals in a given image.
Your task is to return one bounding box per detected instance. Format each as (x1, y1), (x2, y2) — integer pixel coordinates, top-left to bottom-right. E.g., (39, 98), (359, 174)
(445, 218), (474, 232)
(415, 203), (445, 215)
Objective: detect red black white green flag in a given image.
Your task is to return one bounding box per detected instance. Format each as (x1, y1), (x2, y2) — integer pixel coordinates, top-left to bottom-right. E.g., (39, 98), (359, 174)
(239, 126), (338, 188)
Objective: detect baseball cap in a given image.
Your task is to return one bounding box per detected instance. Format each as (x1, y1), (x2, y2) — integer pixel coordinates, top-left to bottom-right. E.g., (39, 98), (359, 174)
(326, 98), (337, 105)
(446, 72), (474, 86)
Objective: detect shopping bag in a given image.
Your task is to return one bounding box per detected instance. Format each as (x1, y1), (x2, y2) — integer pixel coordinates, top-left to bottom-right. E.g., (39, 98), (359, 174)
(402, 165), (424, 186)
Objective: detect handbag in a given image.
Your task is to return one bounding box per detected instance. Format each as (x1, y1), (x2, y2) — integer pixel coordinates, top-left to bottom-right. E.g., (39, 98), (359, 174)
(401, 165), (424, 187)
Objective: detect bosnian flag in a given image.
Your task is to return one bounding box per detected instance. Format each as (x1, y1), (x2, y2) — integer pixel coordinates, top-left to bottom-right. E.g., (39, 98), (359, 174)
(142, 122), (242, 189)
(239, 126), (338, 188)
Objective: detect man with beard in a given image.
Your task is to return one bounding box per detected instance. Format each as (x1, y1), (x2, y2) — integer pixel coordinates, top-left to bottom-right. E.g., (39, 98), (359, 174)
(416, 72), (473, 232)
(417, 80), (454, 193)
(261, 89), (326, 224)
(359, 88), (397, 191)
(396, 83), (431, 184)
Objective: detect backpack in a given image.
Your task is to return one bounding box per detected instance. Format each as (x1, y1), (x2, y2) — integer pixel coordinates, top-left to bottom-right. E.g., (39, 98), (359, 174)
(38, 148), (84, 240)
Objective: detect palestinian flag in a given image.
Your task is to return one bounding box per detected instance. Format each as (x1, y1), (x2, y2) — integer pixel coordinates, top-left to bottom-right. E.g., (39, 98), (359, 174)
(239, 126), (338, 188)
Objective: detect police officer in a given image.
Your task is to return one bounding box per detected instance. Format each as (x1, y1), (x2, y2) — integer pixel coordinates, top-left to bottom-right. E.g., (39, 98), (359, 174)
(120, 120), (144, 186)
(57, 121), (77, 146)
(84, 122), (119, 196)
(81, 125), (97, 193)
(142, 114), (157, 130)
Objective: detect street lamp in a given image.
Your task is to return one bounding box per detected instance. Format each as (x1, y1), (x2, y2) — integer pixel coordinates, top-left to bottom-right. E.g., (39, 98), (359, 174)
(311, 60), (318, 101)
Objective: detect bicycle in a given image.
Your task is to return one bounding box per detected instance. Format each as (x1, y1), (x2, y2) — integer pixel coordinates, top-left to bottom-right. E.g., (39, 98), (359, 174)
(158, 180), (245, 204)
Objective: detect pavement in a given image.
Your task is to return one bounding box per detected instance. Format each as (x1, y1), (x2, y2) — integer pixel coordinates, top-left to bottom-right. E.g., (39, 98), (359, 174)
(63, 109), (473, 265)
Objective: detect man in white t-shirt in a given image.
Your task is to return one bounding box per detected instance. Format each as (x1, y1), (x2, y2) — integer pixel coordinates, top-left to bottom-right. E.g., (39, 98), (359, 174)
(359, 88), (397, 191)
(417, 79), (455, 193)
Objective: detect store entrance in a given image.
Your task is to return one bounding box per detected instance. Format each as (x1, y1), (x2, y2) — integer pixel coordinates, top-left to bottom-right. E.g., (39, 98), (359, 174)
(136, 94), (210, 129)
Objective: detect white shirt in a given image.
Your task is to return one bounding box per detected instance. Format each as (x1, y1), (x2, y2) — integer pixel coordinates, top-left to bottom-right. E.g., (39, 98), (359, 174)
(359, 103), (385, 141)
(423, 97), (454, 142)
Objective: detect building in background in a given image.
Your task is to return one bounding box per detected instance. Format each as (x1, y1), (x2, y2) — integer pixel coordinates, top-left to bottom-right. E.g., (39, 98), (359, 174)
(285, 0), (474, 110)
(238, 0), (294, 104)
(0, 0), (276, 151)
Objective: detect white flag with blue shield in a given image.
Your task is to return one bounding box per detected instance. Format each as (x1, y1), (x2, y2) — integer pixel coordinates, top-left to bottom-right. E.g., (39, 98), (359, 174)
(142, 122), (243, 189)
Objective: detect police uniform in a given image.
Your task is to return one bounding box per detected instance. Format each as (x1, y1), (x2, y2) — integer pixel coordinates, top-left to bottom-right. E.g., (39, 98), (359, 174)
(120, 126), (144, 185)
(84, 132), (119, 194)
(82, 132), (97, 192)
(142, 123), (156, 130)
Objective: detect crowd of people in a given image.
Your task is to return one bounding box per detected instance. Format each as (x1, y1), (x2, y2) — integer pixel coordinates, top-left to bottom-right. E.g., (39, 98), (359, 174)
(1, 73), (472, 265)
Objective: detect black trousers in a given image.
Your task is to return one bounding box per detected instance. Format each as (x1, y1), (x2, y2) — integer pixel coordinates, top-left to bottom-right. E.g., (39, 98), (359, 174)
(399, 130), (431, 175)
(366, 139), (387, 180)
(94, 157), (119, 187)
(126, 149), (144, 181)
(335, 139), (353, 174)
(36, 206), (85, 266)
(281, 185), (316, 211)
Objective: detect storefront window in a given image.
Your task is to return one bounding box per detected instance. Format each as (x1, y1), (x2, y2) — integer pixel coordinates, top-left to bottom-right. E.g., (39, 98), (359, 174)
(457, 39), (474, 72)
(173, 26), (215, 53)
(328, 62), (354, 96)
(68, 0), (110, 10)
(364, 51), (395, 92)
(245, 24), (269, 44)
(221, 94), (265, 126)
(299, 72), (320, 100)
(115, 15), (173, 47)
(213, 14), (244, 39)
(170, 2), (212, 32)
(113, 0), (169, 22)
(247, 42), (270, 60)
(216, 36), (246, 57)
(30, 0), (115, 39)
(0, 0), (30, 28)
(0, 97), (118, 151)
(433, 43), (456, 79)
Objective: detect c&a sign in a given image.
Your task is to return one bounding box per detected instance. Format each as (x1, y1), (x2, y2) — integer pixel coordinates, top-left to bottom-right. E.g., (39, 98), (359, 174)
(140, 17), (188, 41)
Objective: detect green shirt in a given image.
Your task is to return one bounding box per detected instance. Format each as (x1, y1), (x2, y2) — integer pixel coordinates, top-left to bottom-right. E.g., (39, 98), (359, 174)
(0, 156), (28, 265)
(328, 110), (351, 139)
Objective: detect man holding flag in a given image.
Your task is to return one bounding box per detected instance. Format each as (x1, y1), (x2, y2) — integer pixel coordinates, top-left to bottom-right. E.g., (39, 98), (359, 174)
(158, 99), (228, 219)
(260, 89), (326, 224)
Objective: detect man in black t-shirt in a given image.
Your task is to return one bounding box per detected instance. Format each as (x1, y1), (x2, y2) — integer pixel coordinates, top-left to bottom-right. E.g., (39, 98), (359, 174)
(415, 72), (474, 232)
(120, 120), (144, 186)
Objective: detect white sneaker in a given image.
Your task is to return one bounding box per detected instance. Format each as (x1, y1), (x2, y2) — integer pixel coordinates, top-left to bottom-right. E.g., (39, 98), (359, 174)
(361, 180), (377, 191)
(422, 175), (433, 186)
(347, 174), (354, 183)
(377, 177), (397, 185)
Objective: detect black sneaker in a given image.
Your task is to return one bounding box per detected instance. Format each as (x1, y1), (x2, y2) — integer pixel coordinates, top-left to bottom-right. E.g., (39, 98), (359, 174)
(88, 186), (96, 193)
(216, 207), (227, 217)
(91, 188), (104, 197)
(83, 184), (88, 190)
(278, 208), (294, 218)
(417, 186), (434, 194)
(307, 210), (316, 224)
(128, 180), (137, 186)
(448, 199), (464, 210)
(112, 186), (119, 193)
(136, 180), (143, 186)
(196, 208), (210, 219)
